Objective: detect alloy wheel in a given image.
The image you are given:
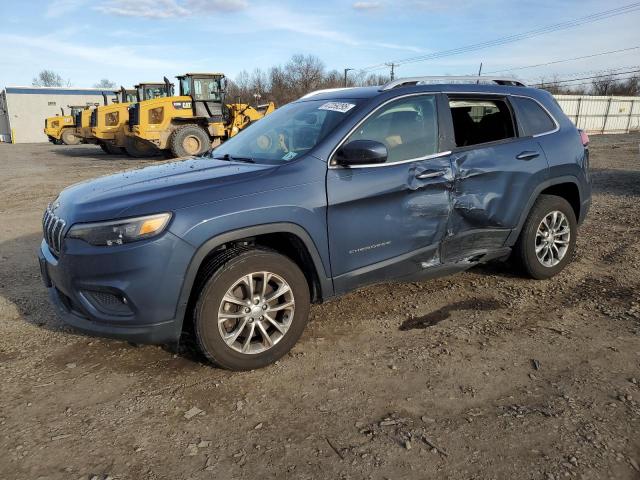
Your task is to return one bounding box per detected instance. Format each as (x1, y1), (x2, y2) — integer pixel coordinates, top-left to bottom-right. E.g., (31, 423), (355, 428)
(535, 210), (571, 267)
(217, 272), (295, 354)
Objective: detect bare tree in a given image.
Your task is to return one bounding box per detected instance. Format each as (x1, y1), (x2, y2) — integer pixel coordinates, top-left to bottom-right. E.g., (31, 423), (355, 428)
(591, 74), (615, 96)
(32, 70), (69, 87)
(94, 79), (117, 89)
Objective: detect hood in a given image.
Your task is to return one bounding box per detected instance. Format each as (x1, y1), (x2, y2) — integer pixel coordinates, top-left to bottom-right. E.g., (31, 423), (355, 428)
(55, 158), (276, 223)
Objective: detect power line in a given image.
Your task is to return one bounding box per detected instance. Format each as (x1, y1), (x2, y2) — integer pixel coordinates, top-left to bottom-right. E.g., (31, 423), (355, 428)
(532, 69), (640, 87)
(359, 3), (640, 72)
(484, 46), (640, 74)
(538, 74), (640, 89)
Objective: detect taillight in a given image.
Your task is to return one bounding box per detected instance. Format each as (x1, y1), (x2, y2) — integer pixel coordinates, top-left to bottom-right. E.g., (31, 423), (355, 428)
(579, 130), (589, 147)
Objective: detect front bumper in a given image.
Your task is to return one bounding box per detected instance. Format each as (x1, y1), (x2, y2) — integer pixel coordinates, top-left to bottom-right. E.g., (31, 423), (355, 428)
(38, 231), (195, 344)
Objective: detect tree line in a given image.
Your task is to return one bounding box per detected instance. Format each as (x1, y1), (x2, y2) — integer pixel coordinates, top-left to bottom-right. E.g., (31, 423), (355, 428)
(31, 56), (640, 102)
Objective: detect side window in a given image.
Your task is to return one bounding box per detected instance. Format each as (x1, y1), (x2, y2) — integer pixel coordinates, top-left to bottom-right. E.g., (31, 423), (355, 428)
(511, 96), (556, 136)
(449, 98), (516, 147)
(346, 95), (438, 163)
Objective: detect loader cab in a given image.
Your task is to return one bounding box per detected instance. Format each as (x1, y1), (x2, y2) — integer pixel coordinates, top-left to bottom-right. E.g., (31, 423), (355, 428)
(177, 73), (226, 119)
(116, 87), (137, 104)
(135, 80), (174, 102)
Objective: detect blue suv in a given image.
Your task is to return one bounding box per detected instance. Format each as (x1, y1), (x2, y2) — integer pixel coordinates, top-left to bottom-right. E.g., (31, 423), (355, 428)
(39, 76), (591, 370)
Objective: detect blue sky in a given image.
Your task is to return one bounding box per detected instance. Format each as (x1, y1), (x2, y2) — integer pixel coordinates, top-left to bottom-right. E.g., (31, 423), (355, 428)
(1, 0), (639, 89)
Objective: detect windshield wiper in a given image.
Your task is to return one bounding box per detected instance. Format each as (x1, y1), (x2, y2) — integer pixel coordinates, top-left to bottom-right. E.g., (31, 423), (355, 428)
(212, 153), (255, 164)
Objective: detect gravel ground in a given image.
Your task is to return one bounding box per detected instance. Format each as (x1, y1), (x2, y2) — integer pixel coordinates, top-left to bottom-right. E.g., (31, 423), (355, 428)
(1, 135), (639, 480)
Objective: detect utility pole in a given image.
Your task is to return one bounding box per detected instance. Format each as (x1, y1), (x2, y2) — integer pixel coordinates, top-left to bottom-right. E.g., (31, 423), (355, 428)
(386, 62), (396, 81)
(343, 68), (354, 87)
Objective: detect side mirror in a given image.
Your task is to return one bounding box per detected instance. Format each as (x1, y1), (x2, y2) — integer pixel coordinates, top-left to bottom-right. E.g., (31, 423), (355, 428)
(335, 140), (387, 166)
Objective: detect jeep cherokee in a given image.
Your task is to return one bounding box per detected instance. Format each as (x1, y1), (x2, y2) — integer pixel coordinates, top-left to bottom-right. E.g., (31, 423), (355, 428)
(39, 76), (591, 370)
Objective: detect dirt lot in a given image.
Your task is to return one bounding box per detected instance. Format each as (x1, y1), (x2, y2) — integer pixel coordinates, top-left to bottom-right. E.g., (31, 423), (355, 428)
(1, 136), (639, 480)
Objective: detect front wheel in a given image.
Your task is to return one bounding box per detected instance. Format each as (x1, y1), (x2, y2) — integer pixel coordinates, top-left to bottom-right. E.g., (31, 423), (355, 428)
(193, 248), (310, 370)
(513, 194), (577, 279)
(169, 124), (210, 158)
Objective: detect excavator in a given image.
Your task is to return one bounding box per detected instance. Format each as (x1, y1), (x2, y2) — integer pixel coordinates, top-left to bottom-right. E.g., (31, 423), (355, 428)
(44, 106), (85, 145)
(127, 73), (275, 158)
(123, 78), (175, 157)
(92, 86), (137, 154)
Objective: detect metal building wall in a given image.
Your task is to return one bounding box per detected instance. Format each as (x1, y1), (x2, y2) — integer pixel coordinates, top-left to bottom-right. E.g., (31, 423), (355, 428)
(554, 94), (640, 134)
(0, 87), (114, 143)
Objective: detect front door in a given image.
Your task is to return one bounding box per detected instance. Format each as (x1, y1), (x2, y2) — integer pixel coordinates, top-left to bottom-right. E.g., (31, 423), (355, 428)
(326, 94), (453, 294)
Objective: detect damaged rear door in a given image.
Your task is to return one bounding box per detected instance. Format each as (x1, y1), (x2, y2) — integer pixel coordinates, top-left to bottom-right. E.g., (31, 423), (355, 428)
(441, 94), (549, 262)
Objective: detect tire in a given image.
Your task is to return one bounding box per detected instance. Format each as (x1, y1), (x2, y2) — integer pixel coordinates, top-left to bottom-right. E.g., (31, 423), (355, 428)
(60, 128), (81, 145)
(99, 142), (109, 153)
(124, 136), (160, 158)
(103, 142), (126, 155)
(513, 194), (577, 279)
(193, 248), (310, 370)
(169, 124), (210, 158)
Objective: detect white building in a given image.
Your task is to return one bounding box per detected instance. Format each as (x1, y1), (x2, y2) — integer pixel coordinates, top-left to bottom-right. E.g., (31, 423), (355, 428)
(0, 86), (115, 143)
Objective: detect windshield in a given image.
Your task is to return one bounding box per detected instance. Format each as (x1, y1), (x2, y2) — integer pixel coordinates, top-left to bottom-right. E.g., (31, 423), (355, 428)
(211, 99), (362, 164)
(141, 86), (166, 100)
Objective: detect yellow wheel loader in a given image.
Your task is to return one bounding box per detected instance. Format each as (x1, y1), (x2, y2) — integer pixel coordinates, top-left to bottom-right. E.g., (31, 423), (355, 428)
(92, 87), (137, 155)
(124, 78), (175, 157)
(129, 73), (275, 158)
(44, 106), (85, 145)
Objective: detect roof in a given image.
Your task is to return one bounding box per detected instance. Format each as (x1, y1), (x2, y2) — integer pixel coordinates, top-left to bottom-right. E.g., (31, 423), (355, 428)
(134, 82), (169, 87)
(299, 83), (549, 102)
(4, 86), (114, 96)
(177, 73), (225, 77)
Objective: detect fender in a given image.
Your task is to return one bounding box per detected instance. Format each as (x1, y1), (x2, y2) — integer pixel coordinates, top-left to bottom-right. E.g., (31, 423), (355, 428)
(173, 222), (334, 329)
(504, 175), (582, 247)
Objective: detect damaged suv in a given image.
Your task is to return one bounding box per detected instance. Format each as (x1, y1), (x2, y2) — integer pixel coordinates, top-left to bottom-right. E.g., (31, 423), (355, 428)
(39, 76), (591, 370)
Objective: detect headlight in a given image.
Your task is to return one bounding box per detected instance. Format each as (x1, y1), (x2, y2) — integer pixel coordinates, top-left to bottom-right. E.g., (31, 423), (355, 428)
(67, 213), (171, 246)
(105, 111), (119, 126)
(148, 107), (164, 124)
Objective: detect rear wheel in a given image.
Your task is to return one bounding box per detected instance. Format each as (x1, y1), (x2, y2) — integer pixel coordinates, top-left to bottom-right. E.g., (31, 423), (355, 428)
(60, 128), (81, 145)
(103, 142), (126, 155)
(169, 124), (210, 158)
(513, 194), (577, 279)
(193, 248), (310, 370)
(124, 136), (159, 158)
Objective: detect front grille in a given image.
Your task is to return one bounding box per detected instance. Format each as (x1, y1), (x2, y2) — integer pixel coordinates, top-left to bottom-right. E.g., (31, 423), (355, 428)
(128, 103), (139, 128)
(90, 109), (97, 127)
(43, 204), (66, 256)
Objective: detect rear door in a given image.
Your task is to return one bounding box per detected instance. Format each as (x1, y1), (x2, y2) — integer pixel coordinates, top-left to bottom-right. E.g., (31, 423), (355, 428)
(441, 94), (550, 262)
(326, 93), (453, 294)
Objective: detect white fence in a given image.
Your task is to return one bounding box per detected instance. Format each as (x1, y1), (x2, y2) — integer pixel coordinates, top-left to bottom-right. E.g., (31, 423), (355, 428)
(554, 94), (640, 135)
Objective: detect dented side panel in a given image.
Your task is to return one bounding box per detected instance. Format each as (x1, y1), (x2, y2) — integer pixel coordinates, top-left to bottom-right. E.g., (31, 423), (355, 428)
(443, 138), (549, 261)
(327, 156), (452, 291)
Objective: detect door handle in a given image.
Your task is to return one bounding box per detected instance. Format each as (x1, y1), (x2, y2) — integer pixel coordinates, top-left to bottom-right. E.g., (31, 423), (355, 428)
(516, 151), (540, 160)
(415, 170), (446, 180)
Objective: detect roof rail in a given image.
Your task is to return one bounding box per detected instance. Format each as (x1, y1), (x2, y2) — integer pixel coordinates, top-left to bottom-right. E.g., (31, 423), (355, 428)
(381, 76), (526, 90)
(300, 87), (354, 99)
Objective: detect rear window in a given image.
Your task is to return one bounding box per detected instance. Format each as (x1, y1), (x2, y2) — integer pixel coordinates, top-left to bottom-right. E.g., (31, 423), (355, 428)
(511, 97), (556, 136)
(448, 97), (516, 147)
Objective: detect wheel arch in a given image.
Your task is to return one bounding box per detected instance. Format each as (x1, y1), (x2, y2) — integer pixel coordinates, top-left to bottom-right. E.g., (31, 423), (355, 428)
(175, 223), (333, 333)
(505, 176), (583, 247)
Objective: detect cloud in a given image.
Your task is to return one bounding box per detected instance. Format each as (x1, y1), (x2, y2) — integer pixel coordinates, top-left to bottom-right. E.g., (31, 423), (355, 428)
(352, 1), (383, 10)
(0, 33), (182, 71)
(246, 5), (423, 53)
(46, 0), (87, 18)
(96, 0), (247, 18)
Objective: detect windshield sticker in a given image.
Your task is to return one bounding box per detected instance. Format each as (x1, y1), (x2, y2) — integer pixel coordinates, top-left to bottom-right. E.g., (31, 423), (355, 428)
(282, 151), (298, 161)
(319, 102), (356, 113)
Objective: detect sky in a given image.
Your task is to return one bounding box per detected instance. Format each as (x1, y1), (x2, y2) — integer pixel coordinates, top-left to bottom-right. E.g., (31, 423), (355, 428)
(1, 0), (639, 89)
